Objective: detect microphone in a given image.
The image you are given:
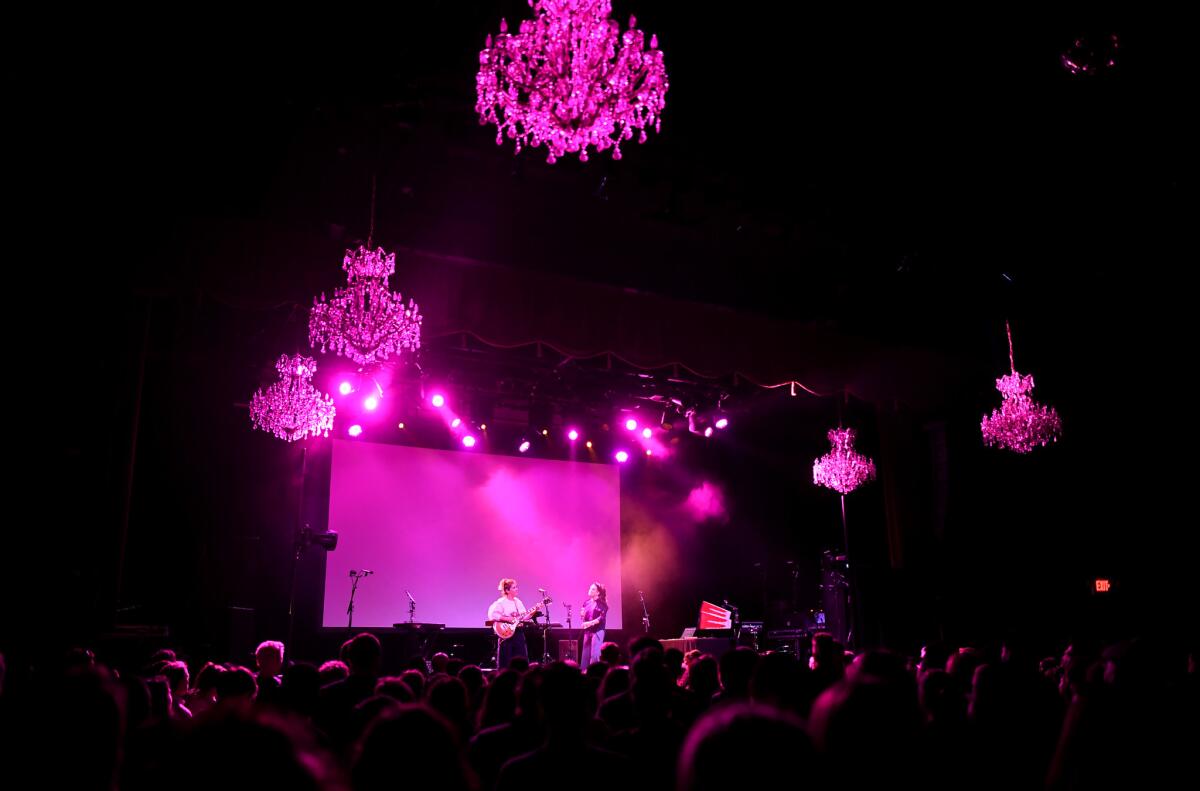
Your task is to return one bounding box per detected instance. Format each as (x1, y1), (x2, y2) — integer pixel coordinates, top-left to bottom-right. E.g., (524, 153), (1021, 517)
(537, 588), (546, 593)
(362, 570), (374, 575)
(406, 589), (416, 604)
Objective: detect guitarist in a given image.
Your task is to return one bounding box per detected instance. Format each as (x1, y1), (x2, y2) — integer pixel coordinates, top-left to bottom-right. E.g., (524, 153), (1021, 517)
(488, 578), (529, 668)
(579, 582), (609, 669)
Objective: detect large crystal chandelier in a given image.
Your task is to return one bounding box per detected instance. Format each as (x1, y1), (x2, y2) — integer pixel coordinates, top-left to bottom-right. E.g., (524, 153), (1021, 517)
(476, 0), (668, 164)
(250, 354), (337, 442)
(813, 428), (877, 495)
(981, 322), (1062, 453)
(309, 245), (422, 367)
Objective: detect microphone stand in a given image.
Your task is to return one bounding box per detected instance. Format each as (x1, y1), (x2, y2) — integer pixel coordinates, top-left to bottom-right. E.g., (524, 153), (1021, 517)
(538, 591), (552, 665)
(638, 590), (651, 634)
(347, 571), (367, 629)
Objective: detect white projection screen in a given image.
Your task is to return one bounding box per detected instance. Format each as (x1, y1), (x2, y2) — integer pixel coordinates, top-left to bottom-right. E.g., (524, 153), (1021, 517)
(323, 439), (622, 629)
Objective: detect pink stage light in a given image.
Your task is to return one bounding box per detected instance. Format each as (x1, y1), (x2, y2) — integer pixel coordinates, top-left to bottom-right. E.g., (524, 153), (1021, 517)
(518, 440), (531, 453)
(715, 417), (729, 429)
(641, 427), (652, 439)
(451, 418), (462, 428)
(625, 419), (638, 431)
(431, 394), (446, 408)
(462, 435), (476, 448)
(704, 427), (714, 438)
(364, 396), (379, 411)
(568, 429), (579, 441)
(338, 381), (354, 396)
(615, 450), (629, 463)
(348, 424), (363, 437)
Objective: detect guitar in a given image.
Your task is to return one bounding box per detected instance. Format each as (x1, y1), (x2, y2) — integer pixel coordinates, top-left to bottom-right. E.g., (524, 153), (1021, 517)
(493, 597), (552, 640)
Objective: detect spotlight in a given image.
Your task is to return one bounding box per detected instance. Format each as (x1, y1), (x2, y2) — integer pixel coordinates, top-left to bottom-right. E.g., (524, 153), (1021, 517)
(646, 448), (653, 456)
(614, 450), (629, 463)
(364, 395), (379, 411)
(431, 394), (446, 408)
(687, 409), (714, 437)
(715, 417), (729, 430)
(480, 424), (487, 431)
(541, 428), (549, 436)
(518, 440), (531, 453)
(298, 526), (338, 552)
(568, 429), (579, 441)
(348, 424), (363, 437)
(586, 441), (594, 449)
(462, 435), (476, 448)
(625, 418), (638, 431)
(397, 422), (406, 430)
(641, 427), (652, 439)
(338, 381), (354, 396)
(451, 418), (462, 428)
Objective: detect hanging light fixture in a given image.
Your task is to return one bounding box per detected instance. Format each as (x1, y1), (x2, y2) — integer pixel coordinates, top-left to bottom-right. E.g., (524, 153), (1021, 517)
(249, 354), (337, 442)
(476, 0), (668, 164)
(981, 321), (1062, 453)
(309, 245), (422, 367)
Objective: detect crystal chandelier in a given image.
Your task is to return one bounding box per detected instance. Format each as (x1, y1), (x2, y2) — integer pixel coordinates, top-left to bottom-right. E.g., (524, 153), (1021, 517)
(249, 354), (337, 442)
(309, 245), (422, 367)
(813, 427), (877, 495)
(981, 322), (1062, 453)
(476, 0), (668, 164)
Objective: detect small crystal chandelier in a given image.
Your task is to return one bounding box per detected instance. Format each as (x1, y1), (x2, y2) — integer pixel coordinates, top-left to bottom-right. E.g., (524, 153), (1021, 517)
(309, 245), (422, 367)
(250, 354), (337, 442)
(981, 322), (1062, 453)
(813, 427), (877, 495)
(476, 0), (668, 164)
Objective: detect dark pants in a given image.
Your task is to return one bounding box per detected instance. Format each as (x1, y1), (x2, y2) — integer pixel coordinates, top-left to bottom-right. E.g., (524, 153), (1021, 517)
(498, 628), (528, 669)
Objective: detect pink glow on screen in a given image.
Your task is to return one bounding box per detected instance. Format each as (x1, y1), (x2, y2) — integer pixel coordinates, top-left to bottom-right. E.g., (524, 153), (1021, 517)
(325, 440), (622, 628)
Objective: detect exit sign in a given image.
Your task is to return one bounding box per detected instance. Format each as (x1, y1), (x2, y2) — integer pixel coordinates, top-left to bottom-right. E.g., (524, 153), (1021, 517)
(1094, 578), (1112, 593)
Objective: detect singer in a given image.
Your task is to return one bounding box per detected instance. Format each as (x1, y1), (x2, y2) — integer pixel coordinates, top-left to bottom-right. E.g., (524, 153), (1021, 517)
(579, 582), (608, 669)
(487, 578), (528, 668)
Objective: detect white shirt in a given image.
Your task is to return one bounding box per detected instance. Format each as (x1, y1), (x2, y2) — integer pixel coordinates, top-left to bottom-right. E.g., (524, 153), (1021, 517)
(489, 595), (526, 623)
